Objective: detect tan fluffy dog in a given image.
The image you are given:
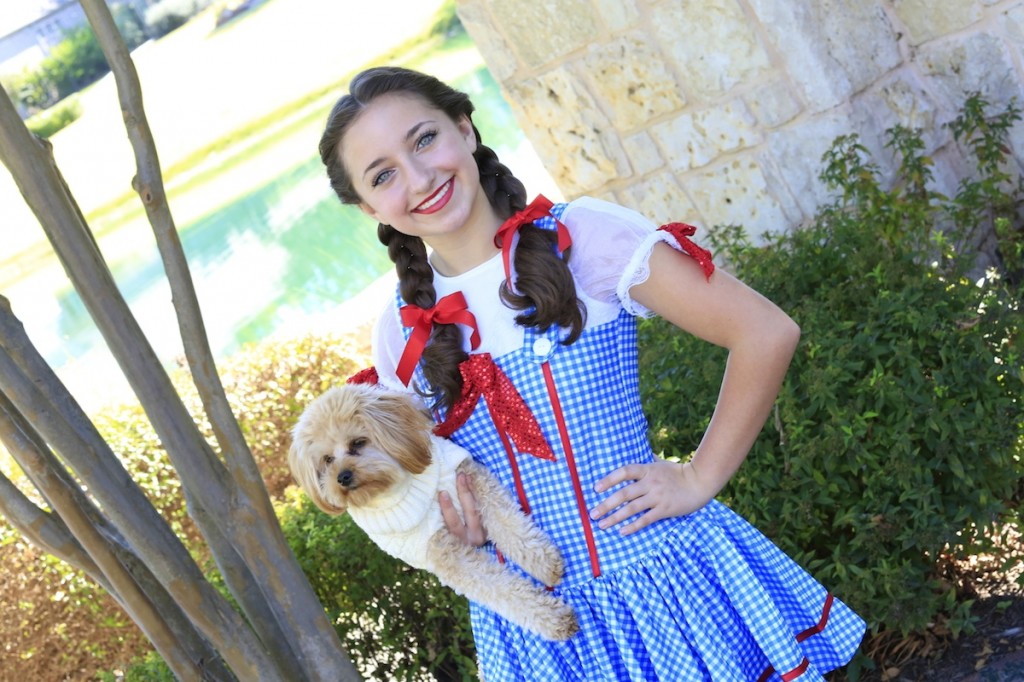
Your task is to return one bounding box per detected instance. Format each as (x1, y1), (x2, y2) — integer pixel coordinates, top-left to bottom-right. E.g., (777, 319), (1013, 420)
(288, 383), (579, 641)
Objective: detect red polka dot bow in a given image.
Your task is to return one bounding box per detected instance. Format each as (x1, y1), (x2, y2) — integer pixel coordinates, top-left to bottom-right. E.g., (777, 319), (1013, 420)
(434, 353), (555, 461)
(658, 222), (715, 280)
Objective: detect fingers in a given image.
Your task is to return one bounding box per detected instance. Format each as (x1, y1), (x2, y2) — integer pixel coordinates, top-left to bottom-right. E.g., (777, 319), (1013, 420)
(589, 460), (705, 537)
(457, 473), (487, 546)
(439, 489), (464, 536)
(589, 463), (648, 523)
(593, 463), (644, 494)
(438, 473), (487, 547)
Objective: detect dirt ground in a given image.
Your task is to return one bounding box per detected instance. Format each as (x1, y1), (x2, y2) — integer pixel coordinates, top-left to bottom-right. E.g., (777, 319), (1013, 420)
(856, 540), (1024, 682)
(867, 597), (1024, 681)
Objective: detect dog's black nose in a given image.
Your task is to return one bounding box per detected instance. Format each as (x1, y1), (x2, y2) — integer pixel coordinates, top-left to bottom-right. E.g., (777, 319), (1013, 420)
(338, 470), (354, 488)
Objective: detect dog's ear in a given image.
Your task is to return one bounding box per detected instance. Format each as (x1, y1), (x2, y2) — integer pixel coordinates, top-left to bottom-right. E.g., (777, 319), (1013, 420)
(364, 391), (434, 475)
(311, 493), (347, 517)
(287, 438), (347, 516)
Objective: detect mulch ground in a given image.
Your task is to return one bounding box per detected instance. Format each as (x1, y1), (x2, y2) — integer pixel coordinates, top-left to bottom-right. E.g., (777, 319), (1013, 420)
(852, 526), (1024, 682)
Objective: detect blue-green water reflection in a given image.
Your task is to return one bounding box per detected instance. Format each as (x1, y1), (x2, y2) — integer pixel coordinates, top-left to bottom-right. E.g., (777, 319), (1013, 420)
(47, 65), (537, 371)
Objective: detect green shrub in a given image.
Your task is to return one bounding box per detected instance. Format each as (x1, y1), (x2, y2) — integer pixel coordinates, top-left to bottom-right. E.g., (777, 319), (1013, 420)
(103, 327), (476, 680)
(96, 650), (176, 682)
(145, 0), (212, 39)
(279, 489), (477, 682)
(25, 96), (82, 138)
(7, 68), (56, 113)
(639, 94), (1024, 638)
(7, 25), (108, 113)
(111, 2), (149, 51)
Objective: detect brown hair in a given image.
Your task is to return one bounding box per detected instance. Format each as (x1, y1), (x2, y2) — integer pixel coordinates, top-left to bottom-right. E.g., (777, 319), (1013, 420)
(319, 66), (584, 411)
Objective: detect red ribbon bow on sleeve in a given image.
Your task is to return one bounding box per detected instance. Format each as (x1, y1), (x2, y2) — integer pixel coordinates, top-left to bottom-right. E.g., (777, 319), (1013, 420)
(346, 366), (380, 385)
(658, 223), (716, 280)
(395, 292), (481, 387)
(493, 194), (573, 288)
(434, 353), (555, 461)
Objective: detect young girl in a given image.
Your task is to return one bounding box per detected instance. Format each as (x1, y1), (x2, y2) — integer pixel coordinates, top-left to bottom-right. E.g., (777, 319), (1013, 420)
(319, 66), (865, 681)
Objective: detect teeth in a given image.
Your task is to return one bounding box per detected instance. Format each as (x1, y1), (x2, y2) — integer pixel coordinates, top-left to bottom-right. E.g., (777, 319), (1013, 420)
(418, 180), (450, 211)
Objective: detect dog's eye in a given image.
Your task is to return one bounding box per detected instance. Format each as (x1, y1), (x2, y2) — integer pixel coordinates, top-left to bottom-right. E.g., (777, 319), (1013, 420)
(350, 437), (368, 451)
(323, 455), (334, 466)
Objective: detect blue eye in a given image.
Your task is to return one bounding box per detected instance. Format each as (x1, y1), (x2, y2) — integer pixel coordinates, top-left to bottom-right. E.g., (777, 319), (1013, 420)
(415, 129), (438, 150)
(371, 169), (393, 187)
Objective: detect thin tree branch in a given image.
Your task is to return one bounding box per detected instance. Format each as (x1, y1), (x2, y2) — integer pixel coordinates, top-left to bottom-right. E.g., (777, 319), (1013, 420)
(0, 389), (213, 679)
(74, 4), (363, 678)
(79, 0), (265, 489)
(0, 294), (278, 679)
(0, 468), (102, 580)
(0, 387), (236, 681)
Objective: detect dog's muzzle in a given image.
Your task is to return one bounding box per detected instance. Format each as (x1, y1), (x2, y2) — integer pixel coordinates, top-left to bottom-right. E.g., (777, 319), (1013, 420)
(338, 470), (355, 488)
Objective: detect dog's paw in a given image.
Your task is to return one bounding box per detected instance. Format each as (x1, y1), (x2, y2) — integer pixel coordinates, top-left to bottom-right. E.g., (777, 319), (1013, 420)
(536, 600), (579, 642)
(530, 542), (565, 587)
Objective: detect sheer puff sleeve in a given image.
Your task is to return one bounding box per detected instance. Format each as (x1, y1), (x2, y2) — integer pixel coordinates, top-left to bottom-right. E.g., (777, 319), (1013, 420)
(563, 196), (714, 318)
(371, 295), (414, 392)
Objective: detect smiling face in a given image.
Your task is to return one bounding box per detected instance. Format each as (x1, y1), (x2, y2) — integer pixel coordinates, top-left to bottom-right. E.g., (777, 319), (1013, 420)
(338, 92), (501, 268)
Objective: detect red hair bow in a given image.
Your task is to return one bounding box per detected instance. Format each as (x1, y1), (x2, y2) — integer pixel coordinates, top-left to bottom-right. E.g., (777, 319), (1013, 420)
(493, 195), (572, 290)
(658, 223), (715, 280)
(396, 292), (480, 387)
(434, 353), (554, 461)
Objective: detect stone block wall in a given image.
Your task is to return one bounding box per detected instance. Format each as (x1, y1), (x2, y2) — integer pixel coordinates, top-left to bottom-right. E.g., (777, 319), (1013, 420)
(456, 0), (1024, 240)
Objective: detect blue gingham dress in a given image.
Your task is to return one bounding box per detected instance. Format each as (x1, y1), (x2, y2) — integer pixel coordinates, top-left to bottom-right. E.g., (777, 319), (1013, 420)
(374, 197), (866, 681)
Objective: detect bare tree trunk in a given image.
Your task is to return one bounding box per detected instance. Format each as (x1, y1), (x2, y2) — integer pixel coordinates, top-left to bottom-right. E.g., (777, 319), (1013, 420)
(77, 2), (360, 678)
(0, 385), (224, 680)
(0, 3), (363, 679)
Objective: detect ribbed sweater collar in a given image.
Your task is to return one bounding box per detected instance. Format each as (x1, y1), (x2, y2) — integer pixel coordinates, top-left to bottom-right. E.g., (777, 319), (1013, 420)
(350, 456), (441, 535)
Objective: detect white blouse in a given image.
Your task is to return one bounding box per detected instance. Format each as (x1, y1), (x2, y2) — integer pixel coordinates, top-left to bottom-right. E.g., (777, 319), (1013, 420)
(370, 196), (687, 390)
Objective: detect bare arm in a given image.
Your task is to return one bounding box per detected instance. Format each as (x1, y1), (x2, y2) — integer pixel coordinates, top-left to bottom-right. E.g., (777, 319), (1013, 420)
(589, 243), (800, 534)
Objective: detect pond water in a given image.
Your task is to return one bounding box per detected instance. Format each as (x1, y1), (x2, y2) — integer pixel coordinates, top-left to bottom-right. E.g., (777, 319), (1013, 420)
(5, 65), (560, 409)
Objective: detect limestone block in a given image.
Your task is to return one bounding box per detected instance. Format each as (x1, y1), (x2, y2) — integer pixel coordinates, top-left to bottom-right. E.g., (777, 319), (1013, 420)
(651, 99), (762, 172)
(1004, 5), (1024, 45)
(684, 156), (791, 236)
(650, 0), (770, 100)
(619, 174), (700, 227)
(592, 189), (620, 206)
(1009, 118), (1024, 177)
(851, 72), (943, 153)
(593, 0), (641, 32)
(580, 33), (685, 130)
(507, 68), (627, 196)
(754, 154), (806, 226)
(744, 80), (803, 128)
(929, 146), (975, 206)
(456, 3), (519, 81)
(766, 112), (859, 218)
(748, 0), (902, 111)
(622, 131), (664, 176)
(485, 0), (599, 69)
(918, 32), (1023, 112)
(890, 0), (982, 45)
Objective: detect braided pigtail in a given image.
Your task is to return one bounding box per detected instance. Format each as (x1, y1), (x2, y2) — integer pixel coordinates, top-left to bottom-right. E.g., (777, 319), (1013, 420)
(320, 66), (585, 411)
(377, 224), (465, 411)
(474, 140), (586, 343)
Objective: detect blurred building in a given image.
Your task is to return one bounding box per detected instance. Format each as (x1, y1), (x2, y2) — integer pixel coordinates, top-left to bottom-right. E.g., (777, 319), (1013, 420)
(0, 0), (154, 78)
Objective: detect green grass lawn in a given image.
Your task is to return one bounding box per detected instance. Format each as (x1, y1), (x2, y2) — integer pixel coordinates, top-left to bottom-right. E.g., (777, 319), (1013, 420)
(1, 0), (455, 285)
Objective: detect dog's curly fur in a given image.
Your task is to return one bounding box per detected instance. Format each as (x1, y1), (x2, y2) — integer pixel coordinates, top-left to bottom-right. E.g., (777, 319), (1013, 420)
(288, 383), (579, 641)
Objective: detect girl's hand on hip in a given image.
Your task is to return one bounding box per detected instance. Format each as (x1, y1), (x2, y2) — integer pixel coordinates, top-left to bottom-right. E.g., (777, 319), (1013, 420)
(589, 460), (714, 536)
